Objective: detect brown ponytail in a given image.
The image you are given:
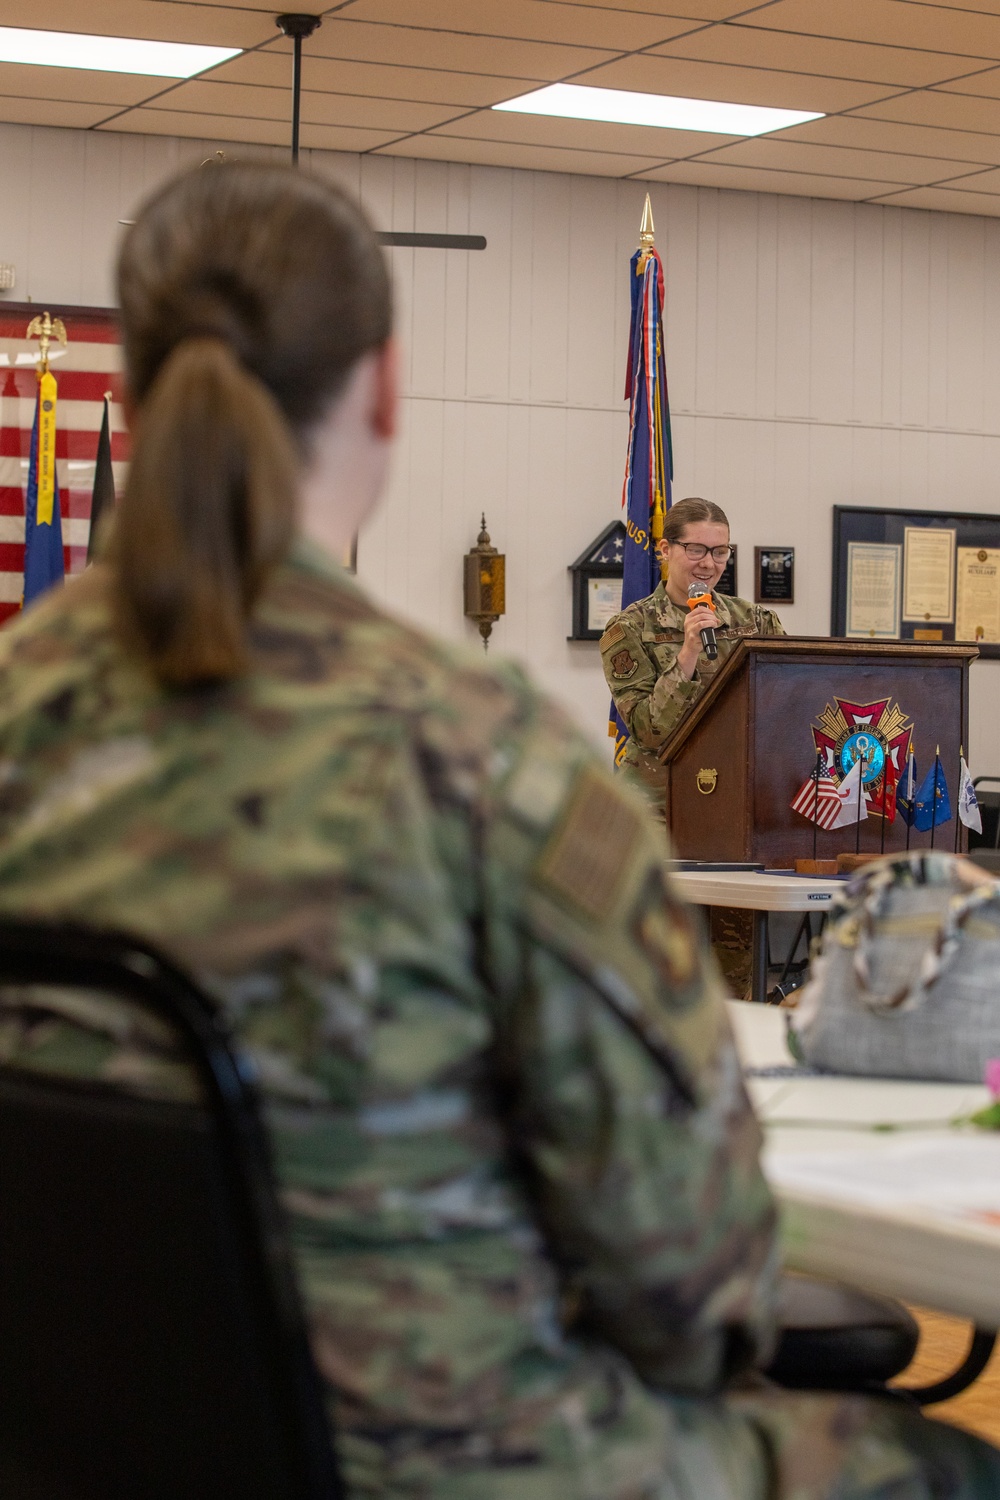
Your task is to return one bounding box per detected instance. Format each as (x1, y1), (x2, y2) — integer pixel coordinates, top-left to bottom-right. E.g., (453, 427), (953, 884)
(113, 338), (296, 686)
(114, 159), (392, 688)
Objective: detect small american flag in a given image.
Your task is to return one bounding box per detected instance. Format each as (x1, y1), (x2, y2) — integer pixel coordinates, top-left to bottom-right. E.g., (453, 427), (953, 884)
(0, 307), (125, 625)
(790, 765), (843, 830)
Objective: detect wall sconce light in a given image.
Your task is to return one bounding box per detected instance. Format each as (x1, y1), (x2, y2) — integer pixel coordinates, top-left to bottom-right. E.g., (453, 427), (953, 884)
(464, 514), (505, 651)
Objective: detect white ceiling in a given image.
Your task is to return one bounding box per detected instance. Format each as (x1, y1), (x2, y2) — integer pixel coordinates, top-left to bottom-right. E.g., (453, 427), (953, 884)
(7, 1), (1000, 212)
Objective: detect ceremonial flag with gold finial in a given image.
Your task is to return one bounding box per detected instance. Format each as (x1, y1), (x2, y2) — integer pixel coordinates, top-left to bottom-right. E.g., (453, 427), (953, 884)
(23, 313), (66, 606)
(610, 192), (673, 761)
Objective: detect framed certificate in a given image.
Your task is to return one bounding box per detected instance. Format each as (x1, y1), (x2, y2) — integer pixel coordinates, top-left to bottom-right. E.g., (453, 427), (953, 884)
(845, 542), (901, 638)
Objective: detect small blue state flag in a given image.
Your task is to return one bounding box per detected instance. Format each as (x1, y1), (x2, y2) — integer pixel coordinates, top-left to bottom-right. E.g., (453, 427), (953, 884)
(23, 381), (65, 606)
(912, 759), (952, 832)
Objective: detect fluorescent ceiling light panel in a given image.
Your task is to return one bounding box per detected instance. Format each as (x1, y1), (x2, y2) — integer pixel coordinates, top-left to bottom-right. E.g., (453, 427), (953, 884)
(0, 26), (241, 78)
(494, 83), (823, 137)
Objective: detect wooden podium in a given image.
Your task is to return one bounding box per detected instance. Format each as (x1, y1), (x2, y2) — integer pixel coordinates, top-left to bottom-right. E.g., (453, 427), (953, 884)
(662, 638), (977, 865)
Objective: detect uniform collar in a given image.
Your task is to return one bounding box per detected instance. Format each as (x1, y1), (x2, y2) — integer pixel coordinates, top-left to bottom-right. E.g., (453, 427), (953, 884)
(286, 534), (364, 595)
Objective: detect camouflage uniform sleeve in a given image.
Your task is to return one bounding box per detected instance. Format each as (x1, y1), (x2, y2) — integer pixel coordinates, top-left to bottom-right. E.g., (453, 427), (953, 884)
(484, 708), (778, 1394)
(600, 613), (702, 750)
(755, 606), (785, 636)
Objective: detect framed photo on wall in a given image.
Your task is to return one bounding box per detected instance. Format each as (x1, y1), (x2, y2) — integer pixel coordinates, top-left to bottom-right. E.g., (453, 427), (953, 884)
(754, 547), (794, 604)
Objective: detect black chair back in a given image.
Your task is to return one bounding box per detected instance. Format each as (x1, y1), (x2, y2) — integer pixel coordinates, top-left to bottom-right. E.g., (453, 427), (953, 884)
(0, 919), (341, 1500)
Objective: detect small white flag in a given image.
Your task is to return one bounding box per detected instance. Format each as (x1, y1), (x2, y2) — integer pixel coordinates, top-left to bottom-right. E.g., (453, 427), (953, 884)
(829, 756), (869, 829)
(958, 757), (982, 834)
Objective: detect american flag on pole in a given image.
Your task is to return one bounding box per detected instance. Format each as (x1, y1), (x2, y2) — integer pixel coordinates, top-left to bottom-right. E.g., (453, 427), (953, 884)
(0, 307), (125, 624)
(790, 765), (843, 830)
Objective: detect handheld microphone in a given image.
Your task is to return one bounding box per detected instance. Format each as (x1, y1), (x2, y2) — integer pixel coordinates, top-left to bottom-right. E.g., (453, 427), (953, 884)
(687, 582), (718, 660)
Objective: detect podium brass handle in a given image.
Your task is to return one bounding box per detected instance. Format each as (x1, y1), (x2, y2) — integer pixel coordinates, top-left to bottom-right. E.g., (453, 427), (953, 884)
(696, 768), (717, 795)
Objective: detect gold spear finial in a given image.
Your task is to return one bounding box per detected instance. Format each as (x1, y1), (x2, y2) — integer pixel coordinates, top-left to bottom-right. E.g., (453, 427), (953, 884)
(637, 192), (656, 269)
(25, 311), (67, 374)
(639, 192), (655, 249)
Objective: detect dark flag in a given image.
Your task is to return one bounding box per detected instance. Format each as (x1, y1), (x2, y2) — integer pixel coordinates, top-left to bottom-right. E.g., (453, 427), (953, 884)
(87, 393), (115, 563)
(609, 194), (673, 763)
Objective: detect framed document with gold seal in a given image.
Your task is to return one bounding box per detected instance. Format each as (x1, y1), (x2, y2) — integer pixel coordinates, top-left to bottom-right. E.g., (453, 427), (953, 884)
(833, 505), (1000, 658)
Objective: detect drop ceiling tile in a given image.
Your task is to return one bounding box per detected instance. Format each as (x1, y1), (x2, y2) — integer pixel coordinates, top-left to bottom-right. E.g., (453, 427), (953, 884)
(0, 1), (277, 48)
(937, 66), (1000, 100)
(852, 90), (1000, 134)
(771, 113), (1000, 165)
(211, 50), (530, 106)
(651, 22), (987, 88)
(741, 0), (1000, 59)
(637, 157), (911, 198)
(376, 131), (667, 176)
(342, 0), (696, 50)
(0, 63), (160, 105)
(96, 106), (400, 153)
(868, 184), (1000, 215)
(0, 95), (112, 128)
(921, 164), (1000, 193)
(578, 53), (903, 112)
(429, 106), (738, 156)
(155, 79), (462, 132)
(556, 0), (763, 15)
(284, 18), (615, 80)
(690, 134), (984, 184)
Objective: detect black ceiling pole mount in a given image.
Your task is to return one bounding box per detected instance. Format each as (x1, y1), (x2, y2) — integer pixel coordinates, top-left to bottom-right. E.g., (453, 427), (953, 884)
(276, 14), (321, 165)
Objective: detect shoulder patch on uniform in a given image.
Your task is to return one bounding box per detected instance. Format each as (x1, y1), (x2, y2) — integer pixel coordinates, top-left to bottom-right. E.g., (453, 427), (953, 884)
(610, 649), (638, 680)
(601, 621), (625, 648)
(534, 767), (641, 922)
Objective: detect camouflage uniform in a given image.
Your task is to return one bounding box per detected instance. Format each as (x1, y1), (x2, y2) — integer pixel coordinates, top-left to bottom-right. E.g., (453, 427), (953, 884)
(601, 584), (784, 810)
(0, 541), (995, 1500)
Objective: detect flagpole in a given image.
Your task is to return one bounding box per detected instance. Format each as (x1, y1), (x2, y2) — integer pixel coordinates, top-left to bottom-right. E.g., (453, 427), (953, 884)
(855, 753), (865, 855)
(956, 745), (963, 854)
(812, 749), (821, 860)
(905, 749), (914, 851)
(880, 759), (887, 856)
(931, 744), (940, 850)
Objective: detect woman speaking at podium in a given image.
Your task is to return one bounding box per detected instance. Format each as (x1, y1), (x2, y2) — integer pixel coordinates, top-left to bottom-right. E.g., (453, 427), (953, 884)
(601, 496), (785, 814)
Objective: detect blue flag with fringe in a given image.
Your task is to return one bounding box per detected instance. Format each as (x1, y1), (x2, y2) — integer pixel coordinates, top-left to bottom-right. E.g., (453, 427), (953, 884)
(609, 224), (673, 764)
(23, 380), (65, 606)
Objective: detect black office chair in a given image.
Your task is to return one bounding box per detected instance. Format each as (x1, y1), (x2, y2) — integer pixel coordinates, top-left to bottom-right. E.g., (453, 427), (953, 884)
(0, 918), (341, 1500)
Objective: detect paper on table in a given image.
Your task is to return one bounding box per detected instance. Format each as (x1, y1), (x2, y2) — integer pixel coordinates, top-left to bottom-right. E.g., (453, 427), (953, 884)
(766, 1135), (1000, 1227)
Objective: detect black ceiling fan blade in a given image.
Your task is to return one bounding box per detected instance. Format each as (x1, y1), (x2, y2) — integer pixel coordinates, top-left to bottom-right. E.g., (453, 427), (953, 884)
(376, 232), (487, 251)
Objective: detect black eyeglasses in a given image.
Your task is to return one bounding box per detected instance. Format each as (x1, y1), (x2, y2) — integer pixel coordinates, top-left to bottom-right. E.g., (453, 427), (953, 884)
(672, 543), (734, 562)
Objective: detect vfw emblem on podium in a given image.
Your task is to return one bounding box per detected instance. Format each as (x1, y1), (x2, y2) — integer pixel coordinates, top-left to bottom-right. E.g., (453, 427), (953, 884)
(810, 698), (913, 803)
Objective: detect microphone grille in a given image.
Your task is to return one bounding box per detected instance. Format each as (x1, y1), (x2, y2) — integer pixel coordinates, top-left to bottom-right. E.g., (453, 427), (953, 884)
(687, 582), (706, 598)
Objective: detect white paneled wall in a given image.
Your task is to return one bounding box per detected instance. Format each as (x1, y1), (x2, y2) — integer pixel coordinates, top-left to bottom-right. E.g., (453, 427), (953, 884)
(1, 119), (998, 769)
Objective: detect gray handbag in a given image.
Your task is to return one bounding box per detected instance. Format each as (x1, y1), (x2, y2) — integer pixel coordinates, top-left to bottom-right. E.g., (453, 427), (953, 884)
(790, 851), (1000, 1083)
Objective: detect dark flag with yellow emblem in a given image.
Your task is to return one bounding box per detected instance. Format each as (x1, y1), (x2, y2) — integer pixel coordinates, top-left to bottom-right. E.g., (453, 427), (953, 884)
(609, 195), (673, 762)
(23, 368), (65, 606)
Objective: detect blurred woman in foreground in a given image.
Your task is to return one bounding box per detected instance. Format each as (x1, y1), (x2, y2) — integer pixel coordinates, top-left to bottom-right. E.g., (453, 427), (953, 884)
(0, 161), (995, 1500)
